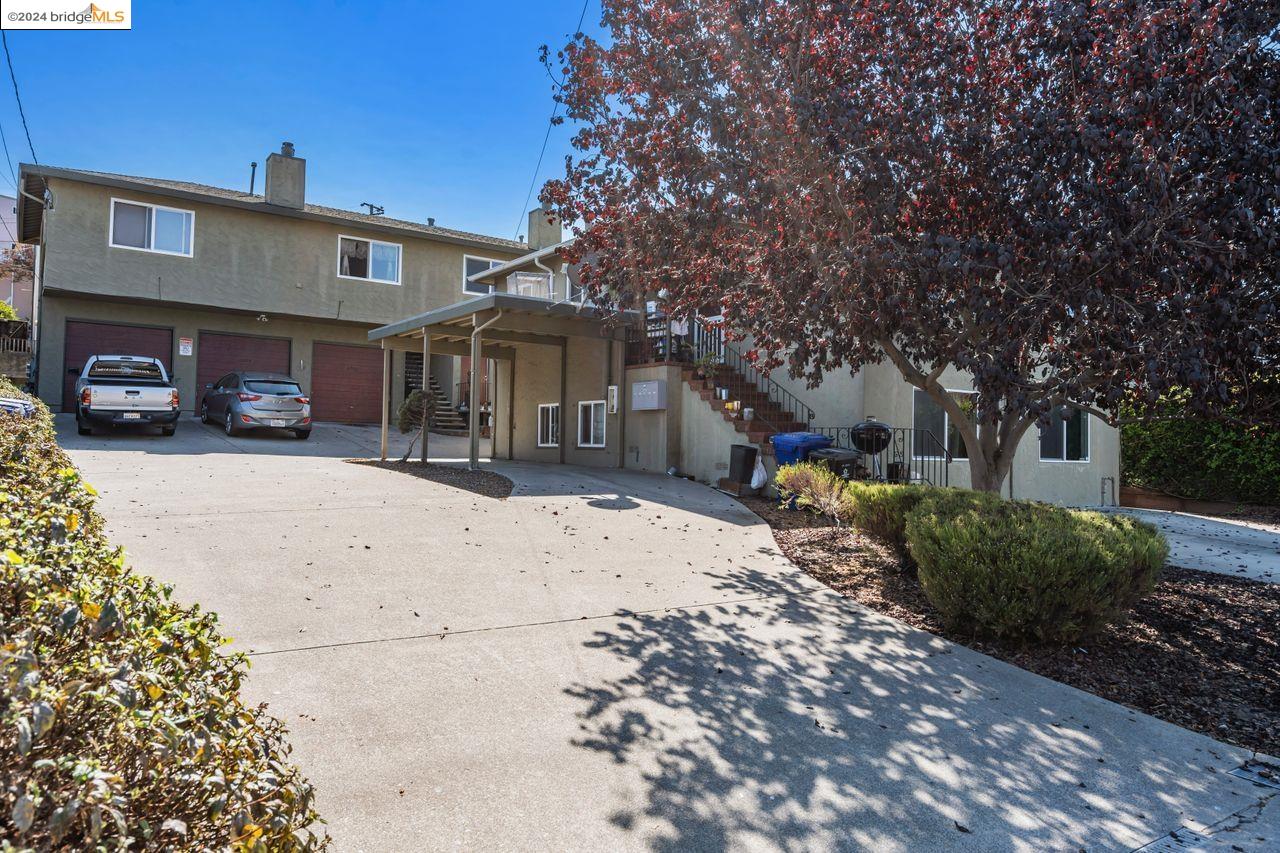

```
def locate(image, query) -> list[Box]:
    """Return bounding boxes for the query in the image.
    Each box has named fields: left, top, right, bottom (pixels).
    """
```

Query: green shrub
left=0, top=301, right=17, bottom=321
left=839, top=481, right=942, bottom=548
left=775, top=462, right=847, bottom=523
left=1122, top=414, right=1280, bottom=505
left=0, top=379, right=326, bottom=850
left=906, top=491, right=1167, bottom=644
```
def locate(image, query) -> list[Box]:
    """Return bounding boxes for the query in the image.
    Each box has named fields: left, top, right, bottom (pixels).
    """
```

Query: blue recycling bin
left=770, top=432, right=833, bottom=465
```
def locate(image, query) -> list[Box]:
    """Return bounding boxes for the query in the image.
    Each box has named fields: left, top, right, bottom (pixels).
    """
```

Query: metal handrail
left=624, top=312, right=817, bottom=432
left=686, top=319, right=816, bottom=430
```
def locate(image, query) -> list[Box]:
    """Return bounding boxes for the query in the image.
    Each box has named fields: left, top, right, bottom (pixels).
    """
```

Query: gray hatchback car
left=200, top=371, right=312, bottom=439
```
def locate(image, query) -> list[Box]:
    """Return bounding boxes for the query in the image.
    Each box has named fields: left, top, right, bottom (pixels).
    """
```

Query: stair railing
left=689, top=319, right=815, bottom=431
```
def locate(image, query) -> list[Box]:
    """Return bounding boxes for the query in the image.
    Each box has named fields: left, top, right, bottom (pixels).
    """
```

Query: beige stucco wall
left=38, top=294, right=401, bottom=415
left=860, top=360, right=1120, bottom=506
left=621, top=364, right=683, bottom=474
left=676, top=379, right=758, bottom=485
left=37, top=179, right=523, bottom=327
left=501, top=334, right=624, bottom=470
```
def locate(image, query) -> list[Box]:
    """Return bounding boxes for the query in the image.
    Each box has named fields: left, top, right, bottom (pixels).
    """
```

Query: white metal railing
left=507, top=271, right=554, bottom=300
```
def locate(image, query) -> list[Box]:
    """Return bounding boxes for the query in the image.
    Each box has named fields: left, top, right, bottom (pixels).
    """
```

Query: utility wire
left=512, top=0, right=591, bottom=240
left=0, top=121, right=18, bottom=192
left=2, top=31, right=38, bottom=165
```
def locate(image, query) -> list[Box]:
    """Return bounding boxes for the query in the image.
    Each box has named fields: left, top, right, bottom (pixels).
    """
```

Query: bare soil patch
left=348, top=460, right=514, bottom=499
left=742, top=496, right=1280, bottom=757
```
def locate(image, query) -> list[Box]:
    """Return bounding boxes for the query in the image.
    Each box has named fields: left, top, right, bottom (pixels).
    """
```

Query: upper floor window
left=464, top=255, right=502, bottom=295
left=1040, top=406, right=1089, bottom=462
left=338, top=236, right=401, bottom=285
left=912, top=388, right=972, bottom=459
left=110, top=199, right=193, bottom=257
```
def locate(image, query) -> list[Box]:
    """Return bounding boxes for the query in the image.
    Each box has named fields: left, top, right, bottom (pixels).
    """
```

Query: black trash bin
left=808, top=447, right=862, bottom=479
left=729, top=444, right=758, bottom=484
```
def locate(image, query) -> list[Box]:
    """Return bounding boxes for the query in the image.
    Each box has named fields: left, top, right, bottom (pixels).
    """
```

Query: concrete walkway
left=58, top=415, right=1277, bottom=852
left=1109, top=508, right=1280, bottom=584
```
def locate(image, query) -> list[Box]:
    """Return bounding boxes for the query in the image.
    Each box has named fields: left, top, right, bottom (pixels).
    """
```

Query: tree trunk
left=399, top=424, right=425, bottom=464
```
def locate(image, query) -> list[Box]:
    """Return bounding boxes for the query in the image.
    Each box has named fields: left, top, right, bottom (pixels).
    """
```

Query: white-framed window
left=577, top=400, right=606, bottom=448
left=537, top=403, right=560, bottom=447
left=1040, top=406, right=1090, bottom=462
left=109, top=198, right=194, bottom=257
left=337, top=235, right=401, bottom=285
left=912, top=388, right=973, bottom=459
left=464, top=255, right=503, bottom=295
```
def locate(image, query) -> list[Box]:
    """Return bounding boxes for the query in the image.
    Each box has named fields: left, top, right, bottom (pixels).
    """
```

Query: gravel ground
left=742, top=496, right=1280, bottom=757
left=347, top=460, right=514, bottom=499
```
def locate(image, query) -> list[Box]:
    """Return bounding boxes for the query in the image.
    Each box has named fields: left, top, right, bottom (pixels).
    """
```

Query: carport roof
left=367, top=292, right=639, bottom=342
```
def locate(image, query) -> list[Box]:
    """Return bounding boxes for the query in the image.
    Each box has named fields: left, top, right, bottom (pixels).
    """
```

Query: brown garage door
left=196, top=332, right=291, bottom=413
left=311, top=342, right=383, bottom=424
left=62, top=320, right=173, bottom=412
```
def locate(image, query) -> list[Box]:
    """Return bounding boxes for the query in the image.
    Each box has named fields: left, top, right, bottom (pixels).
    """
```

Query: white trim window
left=911, top=388, right=973, bottom=459
left=577, top=400, right=606, bottom=448
left=464, top=255, right=503, bottom=295
left=109, top=198, right=194, bottom=257
left=338, top=235, right=401, bottom=285
left=537, top=403, right=560, bottom=447
left=1039, top=406, right=1090, bottom=462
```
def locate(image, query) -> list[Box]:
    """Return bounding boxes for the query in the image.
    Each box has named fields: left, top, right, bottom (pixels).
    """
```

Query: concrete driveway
left=1110, top=508, right=1280, bottom=584
left=59, top=415, right=1277, bottom=852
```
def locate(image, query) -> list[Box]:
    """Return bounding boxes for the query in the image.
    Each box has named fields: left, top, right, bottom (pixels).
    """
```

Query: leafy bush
left=0, top=380, right=325, bottom=850
left=906, top=491, right=1167, bottom=643
left=1121, top=405, right=1280, bottom=505
left=839, top=481, right=937, bottom=548
left=774, top=462, right=847, bottom=523
left=0, top=301, right=17, bottom=321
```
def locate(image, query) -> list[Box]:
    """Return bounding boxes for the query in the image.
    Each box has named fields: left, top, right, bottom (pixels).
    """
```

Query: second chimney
left=527, top=207, right=562, bottom=250
left=264, top=141, right=305, bottom=209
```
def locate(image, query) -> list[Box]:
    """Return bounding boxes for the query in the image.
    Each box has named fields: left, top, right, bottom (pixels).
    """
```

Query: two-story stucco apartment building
left=17, top=144, right=1118, bottom=506
left=16, top=144, right=533, bottom=423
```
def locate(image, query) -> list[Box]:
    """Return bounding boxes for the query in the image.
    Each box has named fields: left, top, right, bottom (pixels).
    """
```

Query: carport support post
left=379, top=343, right=390, bottom=461
left=468, top=322, right=483, bottom=470
left=420, top=329, right=430, bottom=464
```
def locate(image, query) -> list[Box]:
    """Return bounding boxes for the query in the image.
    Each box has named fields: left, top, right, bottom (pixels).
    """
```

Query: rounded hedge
left=0, top=381, right=326, bottom=849
left=905, top=490, right=1167, bottom=644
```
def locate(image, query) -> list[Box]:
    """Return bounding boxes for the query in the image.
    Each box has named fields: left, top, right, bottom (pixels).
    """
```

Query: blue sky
left=0, top=0, right=598, bottom=241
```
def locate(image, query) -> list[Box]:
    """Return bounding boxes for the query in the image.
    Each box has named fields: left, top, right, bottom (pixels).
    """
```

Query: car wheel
left=224, top=409, right=238, bottom=437
left=161, top=424, right=176, bottom=437
left=293, top=429, right=311, bottom=440
left=77, top=417, right=92, bottom=436
left=200, top=402, right=209, bottom=424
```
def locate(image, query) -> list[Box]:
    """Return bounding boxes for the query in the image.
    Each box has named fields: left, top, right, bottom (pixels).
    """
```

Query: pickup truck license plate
left=122, top=412, right=141, bottom=420
left=270, top=419, right=288, bottom=427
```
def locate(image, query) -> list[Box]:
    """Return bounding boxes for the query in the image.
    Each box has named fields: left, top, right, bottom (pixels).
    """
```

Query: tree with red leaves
left=542, top=0, right=1279, bottom=492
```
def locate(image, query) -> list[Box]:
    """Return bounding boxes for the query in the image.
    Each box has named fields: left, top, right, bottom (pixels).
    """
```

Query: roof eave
left=467, top=239, right=576, bottom=283
left=368, top=291, right=638, bottom=341
left=18, top=163, right=527, bottom=254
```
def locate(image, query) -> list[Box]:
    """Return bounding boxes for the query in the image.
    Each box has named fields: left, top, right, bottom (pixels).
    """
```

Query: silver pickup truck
left=74, top=355, right=180, bottom=436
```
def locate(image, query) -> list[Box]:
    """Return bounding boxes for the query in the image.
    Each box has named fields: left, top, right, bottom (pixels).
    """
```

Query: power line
left=2, top=31, right=38, bottom=165
left=0, top=116, right=19, bottom=191
left=512, top=0, right=591, bottom=240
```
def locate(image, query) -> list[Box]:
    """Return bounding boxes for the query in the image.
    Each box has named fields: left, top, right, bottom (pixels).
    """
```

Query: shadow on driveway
left=566, top=565, right=1272, bottom=851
